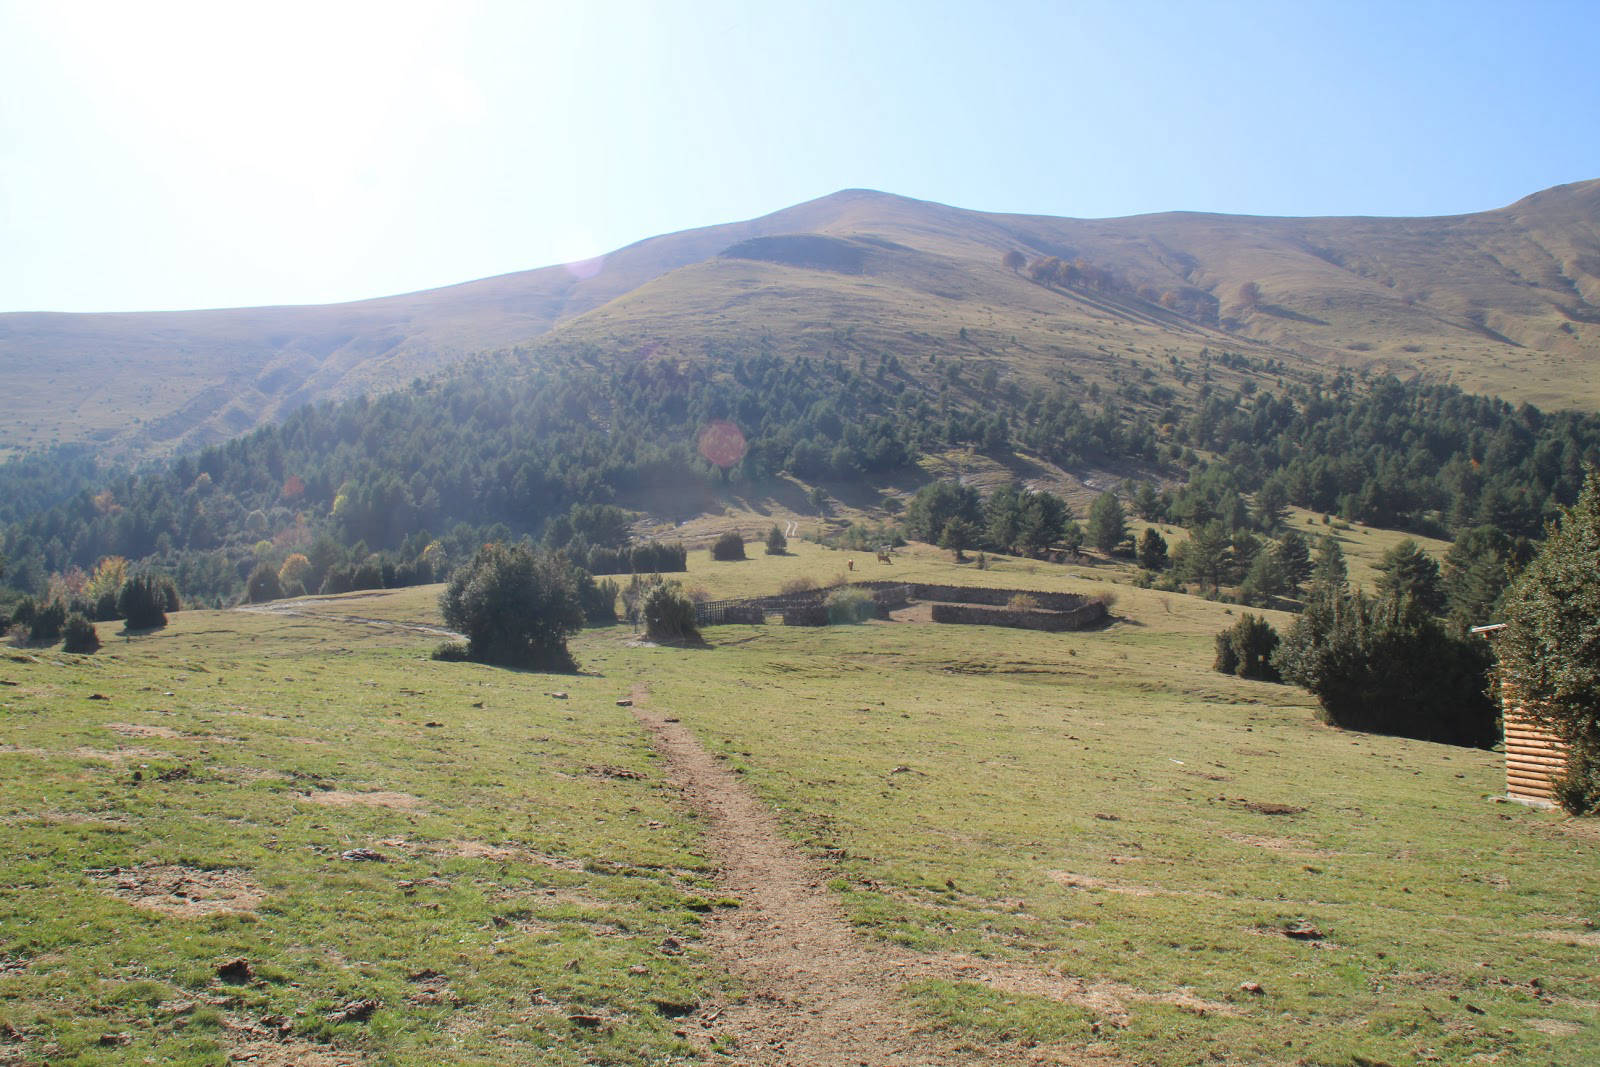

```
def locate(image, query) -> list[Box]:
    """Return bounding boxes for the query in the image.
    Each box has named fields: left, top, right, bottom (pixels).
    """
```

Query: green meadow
left=2, top=543, right=1596, bottom=1065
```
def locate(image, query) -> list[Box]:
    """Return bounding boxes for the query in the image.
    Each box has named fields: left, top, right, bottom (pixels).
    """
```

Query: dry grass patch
left=299, top=789, right=424, bottom=811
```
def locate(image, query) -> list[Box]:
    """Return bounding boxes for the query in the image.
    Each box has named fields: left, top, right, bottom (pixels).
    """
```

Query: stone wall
left=930, top=601, right=1106, bottom=632
left=907, top=583, right=1089, bottom=612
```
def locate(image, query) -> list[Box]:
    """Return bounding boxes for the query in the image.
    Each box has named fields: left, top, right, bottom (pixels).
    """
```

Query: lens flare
left=697, top=420, right=747, bottom=469
left=563, top=255, right=604, bottom=280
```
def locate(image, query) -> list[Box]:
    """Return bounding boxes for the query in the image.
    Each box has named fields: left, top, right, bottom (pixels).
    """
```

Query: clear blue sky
left=2, top=0, right=1597, bottom=313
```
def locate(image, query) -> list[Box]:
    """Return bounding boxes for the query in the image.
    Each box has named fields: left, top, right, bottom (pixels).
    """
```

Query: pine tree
left=1137, top=528, right=1169, bottom=571
left=1375, top=540, right=1445, bottom=616
left=1087, top=492, right=1127, bottom=554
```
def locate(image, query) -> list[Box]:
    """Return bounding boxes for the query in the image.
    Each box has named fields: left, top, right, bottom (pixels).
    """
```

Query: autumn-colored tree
left=278, top=553, right=312, bottom=593
left=1002, top=249, right=1026, bottom=272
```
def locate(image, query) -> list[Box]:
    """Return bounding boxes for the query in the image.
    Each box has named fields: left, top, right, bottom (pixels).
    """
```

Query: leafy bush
left=61, top=613, right=99, bottom=654
left=1213, top=614, right=1280, bottom=681
left=574, top=571, right=619, bottom=625
left=765, top=525, right=788, bottom=555
left=28, top=599, right=66, bottom=645
left=642, top=580, right=699, bottom=642
left=439, top=543, right=584, bottom=670
left=780, top=576, right=818, bottom=596
left=430, top=641, right=470, bottom=662
left=246, top=562, right=283, bottom=603
left=584, top=541, right=688, bottom=575
left=1006, top=593, right=1040, bottom=612
left=118, top=575, right=176, bottom=629
left=711, top=532, right=746, bottom=561
left=1277, top=591, right=1495, bottom=746
left=824, top=587, right=877, bottom=624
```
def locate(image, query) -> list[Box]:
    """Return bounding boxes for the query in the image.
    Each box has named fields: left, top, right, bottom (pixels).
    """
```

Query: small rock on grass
left=341, top=848, right=386, bottom=862
left=616, top=698, right=633, bottom=707
left=325, top=999, right=379, bottom=1024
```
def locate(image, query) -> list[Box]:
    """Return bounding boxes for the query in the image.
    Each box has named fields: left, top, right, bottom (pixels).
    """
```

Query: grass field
left=2, top=549, right=1596, bottom=1065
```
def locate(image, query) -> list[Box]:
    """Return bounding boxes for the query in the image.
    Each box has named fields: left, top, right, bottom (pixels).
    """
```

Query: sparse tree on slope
left=1087, top=492, right=1127, bottom=554
left=1137, top=528, right=1169, bottom=572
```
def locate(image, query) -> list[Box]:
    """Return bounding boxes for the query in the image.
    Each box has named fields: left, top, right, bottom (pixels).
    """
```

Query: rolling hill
left=3, top=178, right=1598, bottom=460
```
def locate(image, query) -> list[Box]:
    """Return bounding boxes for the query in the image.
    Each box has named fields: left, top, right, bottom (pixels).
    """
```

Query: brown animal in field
left=877, top=548, right=893, bottom=564
left=847, top=559, right=855, bottom=571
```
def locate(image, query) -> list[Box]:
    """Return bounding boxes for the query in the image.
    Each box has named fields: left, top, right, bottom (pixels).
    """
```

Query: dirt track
left=631, top=689, right=1109, bottom=1066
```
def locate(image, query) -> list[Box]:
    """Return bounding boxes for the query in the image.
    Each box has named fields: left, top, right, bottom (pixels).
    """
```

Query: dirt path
left=235, top=599, right=462, bottom=640
left=631, top=689, right=1090, bottom=1067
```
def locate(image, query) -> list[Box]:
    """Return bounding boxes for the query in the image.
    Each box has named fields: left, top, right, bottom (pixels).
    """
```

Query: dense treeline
left=0, top=348, right=985, bottom=603
left=4, top=337, right=1600, bottom=609
left=0, top=444, right=109, bottom=525
left=1179, top=376, right=1600, bottom=536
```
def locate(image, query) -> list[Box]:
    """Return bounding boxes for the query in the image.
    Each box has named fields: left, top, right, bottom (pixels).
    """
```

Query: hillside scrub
left=711, top=531, right=747, bottom=561
left=641, top=579, right=699, bottom=642
left=1276, top=590, right=1495, bottom=747
left=60, top=612, right=99, bottom=653
left=1213, top=614, right=1280, bottom=681
left=824, top=587, right=877, bottom=624
left=117, top=575, right=177, bottom=630
left=439, top=542, right=584, bottom=671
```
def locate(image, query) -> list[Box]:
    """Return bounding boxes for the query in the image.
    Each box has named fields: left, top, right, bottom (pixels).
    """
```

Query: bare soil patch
left=1528, top=1018, right=1584, bottom=1037
left=223, top=1015, right=367, bottom=1066
left=631, top=688, right=1114, bottom=1066
left=72, top=745, right=174, bottom=762
left=444, top=838, right=588, bottom=870
left=301, top=790, right=424, bottom=811
left=888, top=603, right=935, bottom=623
left=1530, top=929, right=1600, bottom=947
left=934, top=956, right=1238, bottom=1029
left=1223, top=832, right=1336, bottom=857
left=104, top=723, right=184, bottom=740
left=1048, top=871, right=1162, bottom=897
left=93, top=864, right=264, bottom=917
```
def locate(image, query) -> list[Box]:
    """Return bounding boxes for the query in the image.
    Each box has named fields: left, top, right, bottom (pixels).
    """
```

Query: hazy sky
left=3, top=0, right=1597, bottom=314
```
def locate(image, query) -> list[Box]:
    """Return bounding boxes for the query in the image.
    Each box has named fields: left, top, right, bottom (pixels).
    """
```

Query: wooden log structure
left=1501, top=705, right=1569, bottom=804
left=1470, top=625, right=1571, bottom=807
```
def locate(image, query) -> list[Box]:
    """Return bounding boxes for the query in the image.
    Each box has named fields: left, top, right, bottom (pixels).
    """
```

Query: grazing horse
left=877, top=547, right=893, bottom=564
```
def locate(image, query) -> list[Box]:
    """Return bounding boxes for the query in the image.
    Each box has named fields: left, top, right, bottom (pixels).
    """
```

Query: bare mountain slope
left=4, top=180, right=1598, bottom=460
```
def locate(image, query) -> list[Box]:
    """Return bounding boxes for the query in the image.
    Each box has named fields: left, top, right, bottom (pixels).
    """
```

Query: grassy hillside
left=3, top=555, right=1594, bottom=1064
left=4, top=180, right=1598, bottom=461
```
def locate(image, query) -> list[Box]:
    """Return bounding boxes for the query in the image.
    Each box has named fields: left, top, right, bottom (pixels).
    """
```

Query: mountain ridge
left=4, top=179, right=1598, bottom=460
